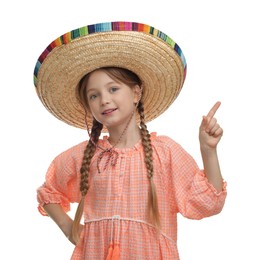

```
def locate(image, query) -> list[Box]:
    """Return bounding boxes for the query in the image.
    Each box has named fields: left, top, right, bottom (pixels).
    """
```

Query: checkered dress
left=37, top=133, right=227, bottom=259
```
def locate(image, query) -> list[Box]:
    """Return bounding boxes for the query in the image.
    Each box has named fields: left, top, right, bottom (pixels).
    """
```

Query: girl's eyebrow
left=86, top=88, right=97, bottom=93
left=86, top=81, right=120, bottom=93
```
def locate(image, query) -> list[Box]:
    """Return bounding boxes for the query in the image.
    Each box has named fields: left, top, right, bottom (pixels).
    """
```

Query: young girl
left=35, top=21, right=227, bottom=259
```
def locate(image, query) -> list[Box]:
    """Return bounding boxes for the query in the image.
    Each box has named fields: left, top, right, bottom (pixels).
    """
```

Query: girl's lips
left=102, top=108, right=118, bottom=115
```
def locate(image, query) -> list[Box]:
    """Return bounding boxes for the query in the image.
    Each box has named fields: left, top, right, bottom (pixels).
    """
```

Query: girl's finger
left=213, top=127, right=223, bottom=137
left=205, top=118, right=217, bottom=133
left=200, top=116, right=208, bottom=130
left=208, top=123, right=220, bottom=136
left=207, top=101, right=221, bottom=119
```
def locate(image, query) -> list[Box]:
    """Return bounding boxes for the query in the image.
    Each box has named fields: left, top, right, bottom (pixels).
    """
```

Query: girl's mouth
left=102, top=108, right=118, bottom=115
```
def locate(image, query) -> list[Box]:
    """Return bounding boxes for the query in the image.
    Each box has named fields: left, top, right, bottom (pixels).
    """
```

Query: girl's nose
left=100, top=94, right=110, bottom=106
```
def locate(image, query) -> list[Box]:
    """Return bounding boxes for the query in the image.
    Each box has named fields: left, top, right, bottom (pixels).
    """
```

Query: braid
left=138, top=100, right=160, bottom=228
left=79, top=119, right=103, bottom=196
left=72, top=119, right=103, bottom=243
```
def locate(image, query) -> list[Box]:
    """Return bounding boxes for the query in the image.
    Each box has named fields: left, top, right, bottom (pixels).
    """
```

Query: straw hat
left=33, top=21, right=187, bottom=130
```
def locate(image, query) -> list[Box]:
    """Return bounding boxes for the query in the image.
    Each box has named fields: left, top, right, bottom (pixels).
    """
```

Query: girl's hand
left=199, top=102, right=223, bottom=150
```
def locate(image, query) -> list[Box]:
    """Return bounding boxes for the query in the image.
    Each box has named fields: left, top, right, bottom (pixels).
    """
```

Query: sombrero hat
left=33, top=21, right=187, bottom=130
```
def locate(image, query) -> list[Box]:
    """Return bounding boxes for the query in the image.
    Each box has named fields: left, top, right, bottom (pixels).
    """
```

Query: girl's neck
left=107, top=122, right=141, bottom=149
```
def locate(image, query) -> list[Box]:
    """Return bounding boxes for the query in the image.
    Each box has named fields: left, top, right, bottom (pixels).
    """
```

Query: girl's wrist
left=200, top=145, right=217, bottom=156
left=58, top=217, right=73, bottom=238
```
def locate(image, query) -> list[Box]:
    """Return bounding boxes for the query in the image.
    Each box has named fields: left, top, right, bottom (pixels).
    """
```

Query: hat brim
left=34, top=22, right=187, bottom=130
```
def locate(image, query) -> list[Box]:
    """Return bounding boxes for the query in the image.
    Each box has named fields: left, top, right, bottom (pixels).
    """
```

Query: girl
left=35, top=22, right=227, bottom=259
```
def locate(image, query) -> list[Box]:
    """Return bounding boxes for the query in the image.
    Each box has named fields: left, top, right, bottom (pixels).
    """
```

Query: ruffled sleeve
left=182, top=170, right=227, bottom=219
left=37, top=143, right=84, bottom=216
left=155, top=135, right=227, bottom=220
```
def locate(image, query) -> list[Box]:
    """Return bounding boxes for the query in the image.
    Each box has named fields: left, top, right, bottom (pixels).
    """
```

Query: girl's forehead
left=87, top=70, right=125, bottom=89
left=87, top=71, right=113, bottom=85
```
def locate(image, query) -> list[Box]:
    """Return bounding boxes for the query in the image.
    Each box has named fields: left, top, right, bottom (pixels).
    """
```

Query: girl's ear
left=133, top=85, right=142, bottom=104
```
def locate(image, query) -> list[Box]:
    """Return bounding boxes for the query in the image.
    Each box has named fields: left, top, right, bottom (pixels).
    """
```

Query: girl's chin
left=94, top=112, right=136, bottom=130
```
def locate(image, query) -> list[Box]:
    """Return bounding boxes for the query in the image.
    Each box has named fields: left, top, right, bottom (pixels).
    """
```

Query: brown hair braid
left=138, top=100, right=160, bottom=228
left=71, top=118, right=103, bottom=243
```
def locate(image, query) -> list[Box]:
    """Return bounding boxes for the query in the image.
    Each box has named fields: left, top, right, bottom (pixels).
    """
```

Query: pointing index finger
left=207, top=101, right=221, bottom=118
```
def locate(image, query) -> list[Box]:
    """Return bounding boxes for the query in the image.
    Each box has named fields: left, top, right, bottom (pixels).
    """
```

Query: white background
left=1, top=0, right=258, bottom=259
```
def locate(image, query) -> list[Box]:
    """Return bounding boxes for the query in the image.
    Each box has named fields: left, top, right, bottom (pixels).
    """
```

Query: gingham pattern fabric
left=37, top=133, right=227, bottom=259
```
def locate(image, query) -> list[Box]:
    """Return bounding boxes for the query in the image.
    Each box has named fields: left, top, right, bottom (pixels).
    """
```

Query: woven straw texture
left=34, top=22, right=187, bottom=129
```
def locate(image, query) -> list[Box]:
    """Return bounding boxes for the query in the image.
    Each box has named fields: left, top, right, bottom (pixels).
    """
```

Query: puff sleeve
left=37, top=142, right=84, bottom=216
left=155, top=135, right=227, bottom=220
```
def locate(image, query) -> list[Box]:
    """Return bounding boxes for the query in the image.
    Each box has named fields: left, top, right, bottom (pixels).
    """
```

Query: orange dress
left=37, top=133, right=227, bottom=259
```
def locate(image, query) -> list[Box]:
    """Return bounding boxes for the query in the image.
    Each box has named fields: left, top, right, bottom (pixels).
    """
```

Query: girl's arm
left=199, top=102, right=224, bottom=193
left=43, top=203, right=76, bottom=245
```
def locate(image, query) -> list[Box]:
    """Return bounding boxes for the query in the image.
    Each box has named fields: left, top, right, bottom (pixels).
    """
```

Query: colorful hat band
left=34, top=22, right=186, bottom=87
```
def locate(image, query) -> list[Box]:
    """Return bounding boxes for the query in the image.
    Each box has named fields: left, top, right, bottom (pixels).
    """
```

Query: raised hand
left=199, top=101, right=223, bottom=150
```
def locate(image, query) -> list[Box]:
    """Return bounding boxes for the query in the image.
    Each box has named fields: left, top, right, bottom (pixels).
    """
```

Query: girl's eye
left=89, top=94, right=97, bottom=100
left=110, top=87, right=118, bottom=93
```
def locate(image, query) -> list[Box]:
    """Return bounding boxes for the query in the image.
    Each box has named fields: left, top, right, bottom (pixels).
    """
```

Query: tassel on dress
left=107, top=215, right=121, bottom=259
left=106, top=243, right=120, bottom=260
left=106, top=243, right=114, bottom=260
left=112, top=243, right=120, bottom=259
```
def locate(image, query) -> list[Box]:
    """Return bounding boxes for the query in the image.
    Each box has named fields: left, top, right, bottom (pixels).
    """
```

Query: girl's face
left=85, top=70, right=140, bottom=130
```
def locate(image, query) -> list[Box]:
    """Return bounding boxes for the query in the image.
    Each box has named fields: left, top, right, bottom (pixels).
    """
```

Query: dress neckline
left=99, top=132, right=157, bottom=154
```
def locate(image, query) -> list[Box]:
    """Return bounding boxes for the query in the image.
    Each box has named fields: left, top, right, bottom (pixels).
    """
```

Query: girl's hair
left=72, top=67, right=160, bottom=243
